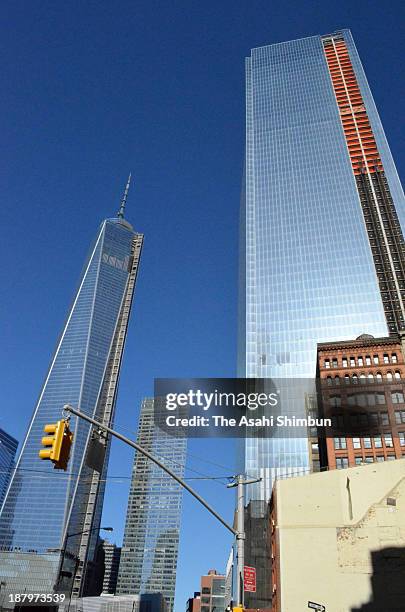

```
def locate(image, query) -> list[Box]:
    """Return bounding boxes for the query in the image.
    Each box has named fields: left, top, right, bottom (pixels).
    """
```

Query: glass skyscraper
left=0, top=428, right=18, bottom=510
left=239, top=29, right=405, bottom=501
left=116, top=398, right=186, bottom=612
left=0, top=178, right=143, bottom=603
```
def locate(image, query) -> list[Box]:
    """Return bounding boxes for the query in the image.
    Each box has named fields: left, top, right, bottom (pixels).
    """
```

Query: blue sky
left=1, top=0, right=404, bottom=609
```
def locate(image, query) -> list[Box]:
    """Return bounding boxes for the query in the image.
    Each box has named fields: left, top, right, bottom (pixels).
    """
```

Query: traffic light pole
left=227, top=474, right=262, bottom=608
left=62, top=404, right=260, bottom=609
left=236, top=476, right=245, bottom=607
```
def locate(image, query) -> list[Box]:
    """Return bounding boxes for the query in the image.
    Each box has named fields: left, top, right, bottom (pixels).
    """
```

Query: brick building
left=317, top=334, right=405, bottom=468
left=186, top=570, right=225, bottom=612
left=186, top=592, right=201, bottom=612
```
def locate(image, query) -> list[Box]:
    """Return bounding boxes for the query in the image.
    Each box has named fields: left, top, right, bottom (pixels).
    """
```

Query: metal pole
left=236, top=475, right=245, bottom=607
left=63, top=404, right=236, bottom=536
left=227, top=475, right=261, bottom=608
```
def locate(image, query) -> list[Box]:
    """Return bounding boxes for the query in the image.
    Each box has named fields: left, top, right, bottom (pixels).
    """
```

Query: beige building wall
left=274, top=459, right=405, bottom=611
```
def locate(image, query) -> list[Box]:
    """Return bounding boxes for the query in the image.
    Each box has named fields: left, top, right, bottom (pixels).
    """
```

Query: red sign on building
left=244, top=566, right=256, bottom=592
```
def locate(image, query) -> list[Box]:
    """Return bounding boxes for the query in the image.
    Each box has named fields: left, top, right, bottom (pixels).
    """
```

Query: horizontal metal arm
left=63, top=404, right=237, bottom=536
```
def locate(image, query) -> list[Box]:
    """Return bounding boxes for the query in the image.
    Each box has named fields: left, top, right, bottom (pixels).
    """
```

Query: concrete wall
left=274, top=459, right=405, bottom=611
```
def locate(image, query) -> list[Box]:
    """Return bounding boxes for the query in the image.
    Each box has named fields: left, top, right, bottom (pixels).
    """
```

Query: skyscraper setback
left=239, top=29, right=405, bottom=501
left=116, top=398, right=186, bottom=612
left=0, top=178, right=143, bottom=602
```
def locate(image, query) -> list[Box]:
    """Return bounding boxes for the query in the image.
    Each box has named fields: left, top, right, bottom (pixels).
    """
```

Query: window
left=334, top=437, right=347, bottom=450
left=332, top=358, right=338, bottom=368
left=350, top=356, right=355, bottom=367
left=365, top=355, right=371, bottom=366
left=353, top=437, right=361, bottom=449
left=368, top=373, right=374, bottom=382
left=384, top=434, right=393, bottom=447
left=376, top=393, right=385, bottom=405
left=370, top=413, right=379, bottom=426
left=342, top=357, right=348, bottom=368
left=395, top=410, right=405, bottom=424
left=332, top=415, right=344, bottom=428
left=383, top=354, right=389, bottom=364
left=380, top=412, right=389, bottom=426
left=395, top=371, right=401, bottom=379
left=376, top=372, right=383, bottom=383
left=324, top=359, right=330, bottom=369
left=387, top=372, right=393, bottom=381
left=344, top=375, right=350, bottom=385
left=357, top=394, right=366, bottom=407
left=399, top=433, right=405, bottom=447
left=202, top=588, right=211, bottom=595
left=350, top=414, right=359, bottom=426
left=363, top=437, right=372, bottom=449
left=326, top=376, right=332, bottom=386
left=311, top=442, right=319, bottom=452
left=374, top=436, right=382, bottom=448
left=201, top=598, right=210, bottom=604
left=359, top=413, right=368, bottom=426
left=373, top=355, right=379, bottom=365
left=352, top=374, right=358, bottom=384
left=392, top=353, right=398, bottom=364
left=364, top=457, right=374, bottom=463
left=330, top=395, right=341, bottom=407
left=355, top=457, right=363, bottom=465
left=336, top=457, right=349, bottom=469
left=212, top=579, right=225, bottom=595
left=376, top=455, right=385, bottom=462
left=358, top=356, right=364, bottom=366
left=360, top=374, right=366, bottom=384
left=387, top=455, right=396, bottom=461
left=367, top=393, right=376, bottom=406
left=335, top=375, right=340, bottom=385
left=392, top=391, right=404, bottom=404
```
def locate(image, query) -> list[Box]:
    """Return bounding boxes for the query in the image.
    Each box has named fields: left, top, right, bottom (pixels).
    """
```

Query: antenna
left=117, top=173, right=131, bottom=219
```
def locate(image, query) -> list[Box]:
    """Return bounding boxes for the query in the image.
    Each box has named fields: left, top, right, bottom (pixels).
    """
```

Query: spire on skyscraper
left=117, top=173, right=132, bottom=219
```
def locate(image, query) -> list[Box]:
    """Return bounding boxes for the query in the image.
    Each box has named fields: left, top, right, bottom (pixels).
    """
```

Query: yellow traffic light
left=39, top=419, right=73, bottom=470
left=39, top=421, right=65, bottom=461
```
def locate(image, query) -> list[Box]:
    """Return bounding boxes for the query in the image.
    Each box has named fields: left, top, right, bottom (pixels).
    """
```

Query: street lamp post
left=58, top=526, right=113, bottom=611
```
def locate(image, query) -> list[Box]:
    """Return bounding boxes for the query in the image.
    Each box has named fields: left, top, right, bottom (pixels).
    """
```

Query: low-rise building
left=270, top=459, right=405, bottom=611
left=200, top=570, right=225, bottom=612
left=186, top=591, right=201, bottom=612
left=187, top=570, right=225, bottom=612
left=63, top=593, right=167, bottom=612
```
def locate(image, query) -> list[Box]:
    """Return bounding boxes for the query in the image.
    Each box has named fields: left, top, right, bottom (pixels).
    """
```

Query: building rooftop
left=317, top=334, right=401, bottom=351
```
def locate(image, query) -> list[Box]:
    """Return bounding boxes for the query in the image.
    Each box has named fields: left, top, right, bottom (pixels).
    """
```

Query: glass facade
left=101, top=541, right=121, bottom=595
left=116, top=399, right=186, bottom=612
left=240, top=30, right=405, bottom=501
left=0, top=213, right=143, bottom=601
left=0, top=429, right=18, bottom=510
